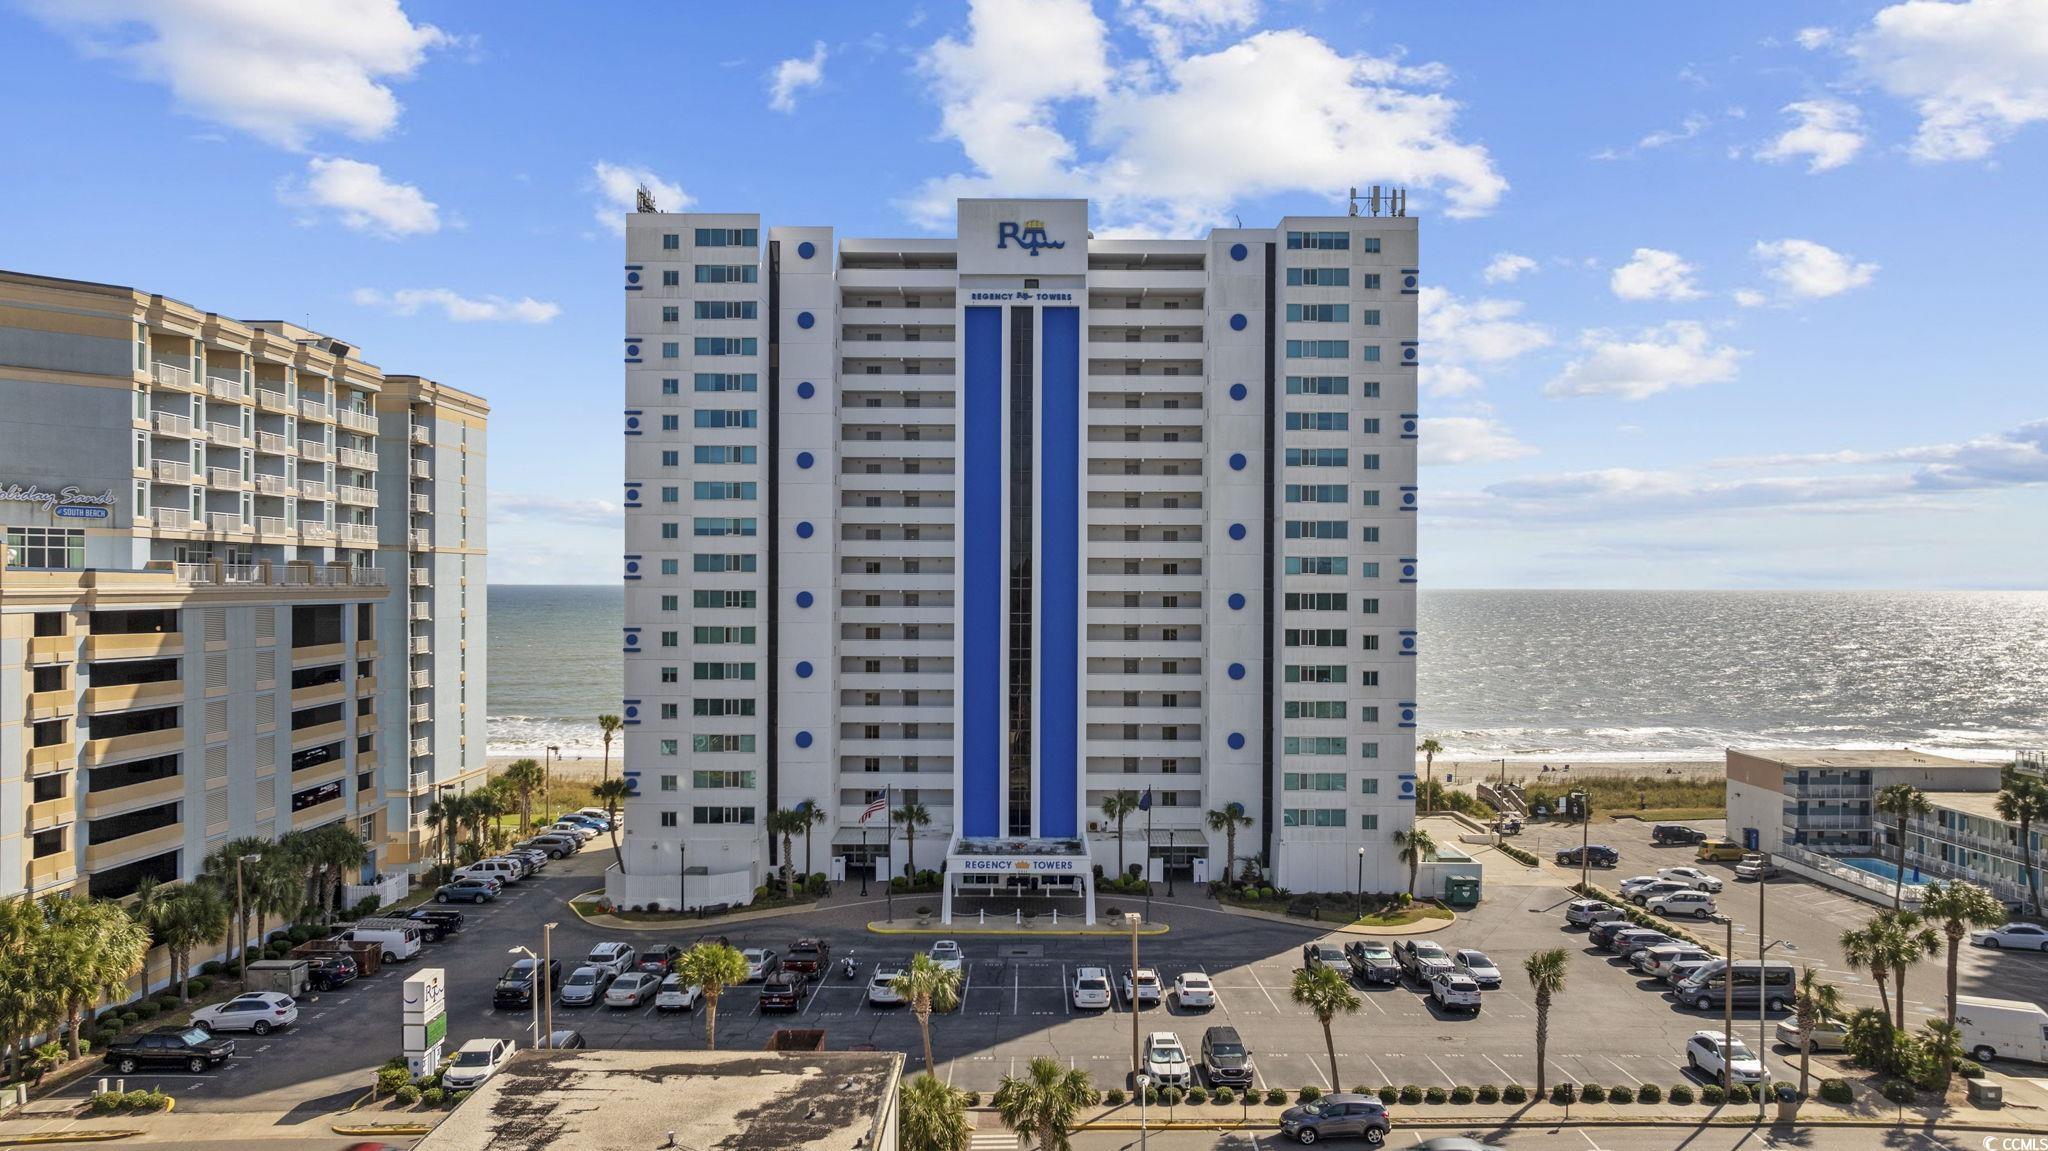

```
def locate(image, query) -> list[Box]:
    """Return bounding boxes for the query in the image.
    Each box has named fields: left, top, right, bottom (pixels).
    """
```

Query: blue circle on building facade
left=626, top=271, right=640, bottom=284
left=795, top=661, right=813, bottom=679
left=625, top=560, right=639, bottom=574
left=796, top=451, right=814, bottom=469
left=1228, top=662, right=1246, bottom=680
left=1228, top=593, right=1246, bottom=610
left=1229, top=452, right=1247, bottom=471
left=1228, top=523, right=1246, bottom=541
left=1230, top=243, right=1248, bottom=261
left=795, top=521, right=813, bottom=539
left=797, top=381, right=815, bottom=399
left=797, top=241, right=816, bottom=259
left=1230, top=314, right=1247, bottom=331
left=795, top=731, right=813, bottom=748
left=795, top=591, right=813, bottom=608
left=624, top=416, right=639, bottom=430
left=797, top=312, right=815, bottom=329
left=1228, top=732, right=1246, bottom=750
left=1229, top=383, right=1247, bottom=401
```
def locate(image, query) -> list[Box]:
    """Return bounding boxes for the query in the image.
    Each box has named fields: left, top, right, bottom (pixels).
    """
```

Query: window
left=662, top=306, right=680, bottom=323
left=1361, top=273, right=1381, bottom=290
left=1361, top=237, right=1382, bottom=253
left=1361, top=526, right=1381, bottom=543
left=1286, top=412, right=1348, bottom=432
left=1283, top=808, right=1348, bottom=827
left=1284, top=700, right=1347, bottom=719
left=694, top=337, right=759, bottom=356
left=1286, top=267, right=1349, bottom=287
left=660, top=775, right=679, bottom=792
left=692, top=734, right=757, bottom=753
left=694, top=301, right=759, bottom=320
left=1361, top=777, right=1379, bottom=794
left=1283, top=736, right=1348, bottom=756
left=1283, top=772, right=1348, bottom=790
left=1285, top=339, right=1348, bottom=359
left=692, top=517, right=757, bottom=537
left=1361, top=381, right=1381, bottom=398
left=659, top=559, right=679, bottom=576
left=1285, top=448, right=1348, bottom=467
left=661, top=270, right=680, bottom=286
left=661, top=378, right=680, bottom=395
left=694, top=227, right=759, bottom=247
left=661, top=450, right=680, bottom=466
left=1360, top=670, right=1381, bottom=686
left=660, top=703, right=678, bottom=719
left=692, top=806, right=757, bottom=825
left=692, top=769, right=758, bottom=788
left=661, top=342, right=679, bottom=359
left=694, top=409, right=758, bottom=429
left=1286, top=376, right=1348, bottom=395
left=1362, top=346, right=1381, bottom=362
left=659, top=811, right=679, bottom=827
left=1284, top=664, right=1346, bottom=684
left=1361, top=742, right=1381, bottom=759
left=693, top=264, right=759, bottom=283
left=691, top=662, right=757, bottom=681
left=1360, top=813, right=1379, bottom=831
left=659, top=630, right=678, bottom=647
left=660, top=486, right=679, bottom=503
left=692, top=554, right=757, bottom=573
left=659, top=414, right=680, bottom=431
left=694, top=445, right=758, bottom=465
left=660, top=666, right=679, bottom=683
left=1361, top=418, right=1381, bottom=435
left=693, top=589, right=757, bottom=609
left=1286, top=231, right=1350, bottom=250
left=1286, top=520, right=1347, bottom=539
left=1284, top=592, right=1348, bottom=611
left=694, top=373, right=759, bottom=392
left=4, top=528, right=84, bottom=570
left=661, top=233, right=679, bottom=250
left=660, top=523, right=679, bottom=540
left=658, top=739, right=678, bottom=756
left=1361, top=309, right=1381, bottom=326
left=691, top=625, right=757, bottom=643
left=1361, top=453, right=1381, bottom=470
left=1286, top=484, right=1347, bottom=503
left=1285, top=556, right=1348, bottom=576
left=1286, top=303, right=1350, bottom=323
left=693, top=698, right=758, bottom=716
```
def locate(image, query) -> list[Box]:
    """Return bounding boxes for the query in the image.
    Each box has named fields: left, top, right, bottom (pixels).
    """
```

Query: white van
left=334, top=922, right=423, bottom=963
left=1955, top=995, right=2048, bottom=1065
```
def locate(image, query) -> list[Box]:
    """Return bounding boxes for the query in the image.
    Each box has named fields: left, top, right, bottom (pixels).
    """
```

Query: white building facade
left=616, top=198, right=1420, bottom=909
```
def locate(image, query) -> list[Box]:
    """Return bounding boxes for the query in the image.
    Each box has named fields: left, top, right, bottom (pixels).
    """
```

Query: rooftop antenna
left=1368, top=185, right=1382, bottom=217
left=1348, top=186, right=1359, bottom=217
left=635, top=184, right=658, bottom=213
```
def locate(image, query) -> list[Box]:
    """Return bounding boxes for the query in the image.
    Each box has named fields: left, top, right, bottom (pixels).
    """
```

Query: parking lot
left=85, top=814, right=2048, bottom=1116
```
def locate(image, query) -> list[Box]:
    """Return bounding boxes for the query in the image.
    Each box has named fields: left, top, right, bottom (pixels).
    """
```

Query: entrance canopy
left=942, top=836, right=1097, bottom=925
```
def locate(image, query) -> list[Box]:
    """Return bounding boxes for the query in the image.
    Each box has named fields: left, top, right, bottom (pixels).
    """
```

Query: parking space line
left=1360, top=1051, right=1393, bottom=1089
left=1601, top=1055, right=1645, bottom=1086
left=1422, top=1054, right=1456, bottom=1088
left=1482, top=1055, right=1517, bottom=1084
left=1061, top=964, right=1069, bottom=1015
left=1243, top=965, right=1282, bottom=1013
left=1013, top=966, right=1021, bottom=1016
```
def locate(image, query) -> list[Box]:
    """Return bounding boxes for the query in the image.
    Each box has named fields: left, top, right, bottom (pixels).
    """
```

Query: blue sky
left=2, top=0, right=2043, bottom=588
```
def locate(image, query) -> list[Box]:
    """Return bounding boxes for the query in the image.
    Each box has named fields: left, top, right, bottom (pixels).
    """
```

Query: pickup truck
left=1394, top=939, right=1455, bottom=984
left=1735, top=854, right=1779, bottom=880
left=1343, top=940, right=1403, bottom=985
left=782, top=938, right=831, bottom=975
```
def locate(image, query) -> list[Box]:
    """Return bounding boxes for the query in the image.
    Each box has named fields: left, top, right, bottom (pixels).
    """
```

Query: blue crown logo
left=997, top=219, right=1064, bottom=256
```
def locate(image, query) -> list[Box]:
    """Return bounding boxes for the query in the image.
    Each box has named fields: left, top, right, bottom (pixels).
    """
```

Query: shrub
left=1726, top=1084, right=1752, bottom=1105
left=1264, top=1088, right=1287, bottom=1107
left=393, top=1085, right=421, bottom=1105
left=805, top=873, right=828, bottom=896
left=1475, top=1084, right=1500, bottom=1105
left=1212, top=1086, right=1234, bottom=1105
left=421, top=1087, right=446, bottom=1108
left=1141, top=1086, right=1159, bottom=1106
left=192, top=975, right=214, bottom=993
left=120, top=1011, right=140, bottom=1026
left=1298, top=1085, right=1321, bottom=1103
left=961, top=1091, right=981, bottom=1107
left=1399, top=1085, right=1423, bottom=1105
left=87, top=1091, right=121, bottom=1114
left=1700, top=1085, right=1725, bottom=1106
left=1450, top=1086, right=1474, bottom=1105
left=377, top=1067, right=411, bottom=1096
left=1958, top=1060, right=1986, bottom=1080
left=1378, top=1086, right=1399, bottom=1104
left=1637, top=1083, right=1662, bottom=1104
left=1606, top=1085, right=1634, bottom=1104
left=201, top=961, right=223, bottom=976
left=1881, top=1079, right=1917, bottom=1105
left=1258, top=886, right=1277, bottom=900
left=1818, top=1079, right=1854, bottom=1105
left=1186, top=1086, right=1208, bottom=1104
left=1159, top=1087, right=1184, bottom=1107
left=1502, top=1084, right=1528, bottom=1104
left=449, top=1089, right=473, bottom=1107
left=1579, top=1083, right=1606, bottom=1104
left=133, top=1001, right=160, bottom=1020
left=1104, top=1088, right=1127, bottom=1106
left=1550, top=1083, right=1573, bottom=1105
left=1424, top=1086, right=1447, bottom=1105
left=1668, top=1084, right=1694, bottom=1105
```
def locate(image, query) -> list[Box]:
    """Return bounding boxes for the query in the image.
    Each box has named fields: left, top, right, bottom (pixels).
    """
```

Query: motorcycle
left=841, top=956, right=858, bottom=980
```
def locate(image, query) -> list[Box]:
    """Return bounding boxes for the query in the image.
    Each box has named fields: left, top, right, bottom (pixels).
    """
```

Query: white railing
left=337, top=409, right=377, bottom=434
left=410, top=737, right=432, bottom=757
left=256, top=430, right=293, bottom=455
left=276, top=564, right=385, bottom=587
left=408, top=602, right=430, bottom=621
left=299, top=441, right=331, bottom=462
left=207, top=511, right=244, bottom=532
left=337, top=446, right=377, bottom=470
left=301, top=523, right=333, bottom=542
left=409, top=671, right=430, bottom=688
left=207, top=422, right=244, bottom=447
left=253, top=474, right=286, bottom=496
left=207, top=376, right=244, bottom=402
left=150, top=362, right=195, bottom=390
left=409, top=637, right=431, bottom=655
left=298, top=398, right=330, bottom=421
left=410, top=704, right=433, bottom=723
left=337, top=522, right=376, bottom=543
left=410, top=494, right=431, bottom=513
left=153, top=412, right=195, bottom=437
left=409, top=569, right=431, bottom=587
left=337, top=485, right=377, bottom=506
left=257, top=388, right=290, bottom=412
left=298, top=479, right=330, bottom=500
left=409, top=529, right=431, bottom=549
left=255, top=515, right=288, bottom=536
left=152, top=459, right=193, bottom=484
left=207, top=467, right=244, bottom=489
left=1782, top=844, right=1931, bottom=904
left=152, top=507, right=192, bottom=531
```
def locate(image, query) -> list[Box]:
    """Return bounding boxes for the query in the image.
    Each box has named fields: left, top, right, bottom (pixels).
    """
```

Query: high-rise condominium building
left=616, top=199, right=1419, bottom=918
left=0, top=270, right=487, bottom=902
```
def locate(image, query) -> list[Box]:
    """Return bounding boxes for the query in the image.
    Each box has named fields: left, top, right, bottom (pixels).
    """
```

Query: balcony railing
left=410, top=703, right=433, bottom=723
left=257, top=388, right=290, bottom=413
left=337, top=446, right=377, bottom=470
left=255, top=430, right=293, bottom=455
left=410, top=494, right=432, bottom=513
left=410, top=529, right=431, bottom=549
left=206, top=376, right=245, bottom=402
left=337, top=485, right=377, bottom=507
left=153, top=412, right=196, bottom=437
left=299, top=440, right=331, bottom=462
left=409, top=568, right=431, bottom=587
left=410, top=425, right=431, bottom=444
left=410, top=737, right=432, bottom=757
left=408, top=460, right=430, bottom=479
left=253, top=474, right=287, bottom=496
left=298, top=398, right=330, bottom=421
left=207, top=422, right=244, bottom=447
left=409, top=601, right=431, bottom=621
left=337, top=409, right=377, bottom=434
left=409, top=637, right=431, bottom=655
left=298, top=479, right=330, bottom=500
left=207, top=511, right=245, bottom=532
left=255, top=515, right=288, bottom=536
left=207, top=466, right=245, bottom=489
left=151, top=507, right=192, bottom=531
left=409, top=670, right=430, bottom=688
left=152, top=459, right=193, bottom=484
left=336, top=522, right=376, bottom=544
left=301, top=522, right=333, bottom=542
left=150, top=361, right=196, bottom=391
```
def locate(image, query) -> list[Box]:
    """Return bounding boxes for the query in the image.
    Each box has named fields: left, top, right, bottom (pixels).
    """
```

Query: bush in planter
left=1637, top=1083, right=1662, bottom=1104
left=805, top=873, right=828, bottom=896
left=1668, top=1084, right=1694, bottom=1105
left=1475, top=1084, right=1500, bottom=1105
left=1265, top=1088, right=1288, bottom=1107
left=378, top=1067, right=411, bottom=1096
left=1450, top=1086, right=1475, bottom=1105
left=201, top=960, right=223, bottom=976
left=1399, top=1085, right=1423, bottom=1105
left=394, top=1084, right=421, bottom=1106
left=1725, top=1084, right=1751, bottom=1106
left=1424, top=1086, right=1447, bottom=1105
left=1159, top=1087, right=1184, bottom=1107
left=1140, top=1086, right=1158, bottom=1106
left=1579, top=1083, right=1606, bottom=1104
left=120, top=1010, right=141, bottom=1026
left=1186, top=1086, right=1208, bottom=1105
left=1502, top=1084, right=1528, bottom=1104
left=1700, top=1084, right=1725, bottom=1106
left=1258, top=886, right=1277, bottom=900
left=449, top=1089, right=473, bottom=1106
left=1881, top=1079, right=1917, bottom=1105
left=133, top=1001, right=160, bottom=1021
left=421, top=1087, right=446, bottom=1108
left=1958, top=1060, right=1986, bottom=1080
left=1549, top=1083, right=1573, bottom=1105
left=1103, top=1088, right=1127, bottom=1106
left=1606, top=1085, right=1634, bottom=1104
left=1818, top=1079, right=1855, bottom=1105
left=1298, top=1085, right=1321, bottom=1103
left=1212, top=1086, right=1234, bottom=1105
left=1375, top=1086, right=1397, bottom=1104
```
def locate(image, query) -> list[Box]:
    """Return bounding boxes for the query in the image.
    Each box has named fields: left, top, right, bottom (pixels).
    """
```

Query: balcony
left=152, top=459, right=193, bottom=484
left=410, top=424, right=431, bottom=444
left=409, top=568, right=431, bottom=587
left=337, top=522, right=376, bottom=544
left=207, top=422, right=244, bottom=447
left=299, top=440, right=332, bottom=462
left=28, top=635, right=75, bottom=665
left=28, top=742, right=77, bottom=773
left=291, top=680, right=347, bottom=709
left=84, top=632, right=183, bottom=661
left=255, top=430, right=294, bottom=455
left=207, top=511, right=244, bottom=533
left=149, top=507, right=192, bottom=531
left=27, top=687, right=73, bottom=722
left=298, top=479, right=330, bottom=501
left=81, top=726, right=185, bottom=767
left=28, top=854, right=77, bottom=891
left=410, top=529, right=431, bottom=549
left=409, top=636, right=432, bottom=656
left=252, top=474, right=287, bottom=497
left=277, top=565, right=384, bottom=588
left=409, top=671, right=430, bottom=689
left=410, top=737, right=432, bottom=757
left=336, top=484, right=377, bottom=507
left=206, top=376, right=245, bottom=403
left=408, top=601, right=431, bottom=621
left=337, top=446, right=377, bottom=470
left=410, top=703, right=433, bottom=723
left=153, top=412, right=197, bottom=438
left=409, top=493, right=432, bottom=514
left=85, top=823, right=184, bottom=871
left=256, top=515, right=290, bottom=537
left=27, top=795, right=73, bottom=834
left=207, top=466, right=246, bottom=490
left=257, top=388, right=291, bottom=413
left=291, top=720, right=347, bottom=749
left=298, top=398, right=332, bottom=422
left=291, top=641, right=346, bottom=667
left=85, top=774, right=185, bottom=819
left=291, top=798, right=345, bottom=829
left=337, top=408, right=377, bottom=434
left=407, top=461, right=432, bottom=480
left=301, top=523, right=334, bottom=543
left=355, top=638, right=379, bottom=660
left=150, top=361, right=197, bottom=391
left=84, top=680, right=183, bottom=715
left=356, top=675, right=378, bottom=696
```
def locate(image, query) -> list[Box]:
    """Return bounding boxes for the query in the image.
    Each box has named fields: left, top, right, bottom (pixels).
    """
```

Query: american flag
left=858, top=797, right=887, bottom=826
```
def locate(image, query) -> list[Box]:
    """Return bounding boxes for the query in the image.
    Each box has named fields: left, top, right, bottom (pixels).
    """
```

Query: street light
left=541, top=921, right=557, bottom=1042
left=1126, top=911, right=1144, bottom=1085
left=509, top=945, right=544, bottom=1047
left=1134, top=1071, right=1152, bottom=1151
left=234, top=853, right=262, bottom=981
left=1356, top=846, right=1367, bottom=920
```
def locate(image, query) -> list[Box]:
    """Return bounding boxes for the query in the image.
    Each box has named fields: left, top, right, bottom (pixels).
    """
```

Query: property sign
left=0, top=484, right=115, bottom=518
left=402, top=967, right=447, bottom=1076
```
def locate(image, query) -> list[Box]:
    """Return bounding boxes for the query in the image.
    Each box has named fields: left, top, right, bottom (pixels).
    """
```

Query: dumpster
left=765, top=1029, right=826, bottom=1052
left=1443, top=876, right=1481, bottom=907
left=245, top=959, right=310, bottom=996
left=292, top=938, right=381, bottom=977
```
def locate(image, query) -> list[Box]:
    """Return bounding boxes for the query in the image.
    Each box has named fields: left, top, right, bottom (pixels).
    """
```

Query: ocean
left=487, top=586, right=2048, bottom=763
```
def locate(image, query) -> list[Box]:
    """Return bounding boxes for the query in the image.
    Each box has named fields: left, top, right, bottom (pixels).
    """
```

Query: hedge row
left=1098, top=1081, right=1816, bottom=1108
left=1496, top=842, right=1541, bottom=867
left=1571, top=881, right=1721, bottom=955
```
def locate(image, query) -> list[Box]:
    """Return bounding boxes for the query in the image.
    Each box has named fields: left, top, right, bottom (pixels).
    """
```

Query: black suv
left=104, top=1026, right=235, bottom=1074
left=495, top=958, right=563, bottom=1007
left=1652, top=824, right=1708, bottom=846
left=407, top=907, right=466, bottom=940
left=1556, top=844, right=1620, bottom=867
left=1200, top=1025, right=1253, bottom=1087
left=307, top=954, right=358, bottom=991
left=759, top=970, right=810, bottom=1012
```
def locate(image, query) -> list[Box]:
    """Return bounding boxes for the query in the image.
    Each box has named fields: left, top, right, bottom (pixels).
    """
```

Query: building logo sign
left=997, top=219, right=1064, bottom=257
left=956, top=856, right=1079, bottom=873
left=0, top=484, right=114, bottom=519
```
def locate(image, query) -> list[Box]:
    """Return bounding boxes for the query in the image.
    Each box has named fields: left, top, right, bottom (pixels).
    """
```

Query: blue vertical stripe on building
left=1037, top=306, right=1079, bottom=838
left=962, top=306, right=1004, bottom=838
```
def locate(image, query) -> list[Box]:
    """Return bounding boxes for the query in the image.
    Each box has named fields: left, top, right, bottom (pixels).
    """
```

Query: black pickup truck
left=1343, top=940, right=1403, bottom=985
left=781, top=938, right=831, bottom=975
left=104, top=1026, right=235, bottom=1074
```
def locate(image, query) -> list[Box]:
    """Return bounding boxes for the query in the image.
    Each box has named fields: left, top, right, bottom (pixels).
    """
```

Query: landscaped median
left=1568, top=879, right=1724, bottom=955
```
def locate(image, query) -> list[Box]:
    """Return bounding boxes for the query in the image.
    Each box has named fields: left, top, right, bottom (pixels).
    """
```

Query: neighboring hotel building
left=617, top=197, right=1421, bottom=915
left=0, top=270, right=487, bottom=901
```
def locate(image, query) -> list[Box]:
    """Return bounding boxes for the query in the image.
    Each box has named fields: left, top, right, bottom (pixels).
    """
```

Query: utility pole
left=1577, top=792, right=1591, bottom=892
left=1759, top=853, right=1770, bottom=1120
left=542, top=921, right=557, bottom=1043
left=1128, top=911, right=1143, bottom=1085
left=1723, top=914, right=1735, bottom=1092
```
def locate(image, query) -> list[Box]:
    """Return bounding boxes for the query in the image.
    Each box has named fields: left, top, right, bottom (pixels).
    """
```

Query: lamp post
left=1135, top=1072, right=1151, bottom=1151
left=1356, top=846, right=1366, bottom=920
left=509, top=945, right=544, bottom=1046
left=859, top=824, right=869, bottom=897
left=1575, top=791, right=1590, bottom=892
left=1758, top=853, right=1771, bottom=1121
left=543, top=745, right=559, bottom=823
left=234, top=853, right=262, bottom=981
left=1127, top=911, right=1144, bottom=1086
left=1166, top=829, right=1175, bottom=897
left=677, top=837, right=689, bottom=915
left=542, top=920, right=557, bottom=1043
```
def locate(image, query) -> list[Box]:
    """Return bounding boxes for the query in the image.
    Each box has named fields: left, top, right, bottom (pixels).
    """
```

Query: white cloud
left=1752, top=238, right=1879, bottom=299
left=1755, top=98, right=1866, bottom=171
left=1544, top=322, right=1744, bottom=401
left=1418, top=287, right=1552, bottom=399
left=591, top=161, right=690, bottom=235
left=291, top=157, right=438, bottom=237
left=1716, top=420, right=2048, bottom=491
left=491, top=491, right=622, bottom=528
left=25, top=0, right=448, bottom=149
left=1609, top=248, right=1704, bottom=301
left=1421, top=416, right=1536, bottom=466
left=1482, top=253, right=1537, bottom=284
left=352, top=287, right=559, bottom=323
left=1795, top=26, right=1835, bottom=50
left=1638, top=113, right=1710, bottom=150
left=769, top=41, right=828, bottom=112
left=1121, top=0, right=1260, bottom=58
left=1732, top=289, right=1769, bottom=308
left=1852, top=0, right=2048, bottom=161
left=909, top=0, right=1505, bottom=233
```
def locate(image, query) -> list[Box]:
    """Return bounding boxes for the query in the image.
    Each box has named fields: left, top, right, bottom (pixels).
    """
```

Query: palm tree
left=1289, top=963, right=1361, bottom=1087
left=591, top=778, right=631, bottom=875
left=1839, top=922, right=1892, bottom=1024
left=1875, top=783, right=1931, bottom=909
left=247, top=850, right=305, bottom=945
left=1995, top=770, right=2048, bottom=915
left=1394, top=827, right=1436, bottom=898
left=673, top=942, right=750, bottom=1051
left=893, top=803, right=933, bottom=879
left=307, top=824, right=369, bottom=921
left=891, top=953, right=963, bottom=1074
left=901, top=1072, right=974, bottom=1151
left=205, top=836, right=274, bottom=973
left=1100, top=792, right=1140, bottom=878
left=798, top=800, right=828, bottom=882
left=1418, top=738, right=1443, bottom=814
left=1791, top=967, right=1843, bottom=1099
left=133, top=880, right=229, bottom=1003
left=1205, top=801, right=1254, bottom=888
left=0, top=896, right=53, bottom=1078
left=597, top=713, right=623, bottom=784
left=1877, top=909, right=1941, bottom=1030
left=49, top=899, right=149, bottom=1057
left=768, top=808, right=806, bottom=896
left=500, top=757, right=544, bottom=834
left=993, top=1055, right=1100, bottom=1151
left=1920, top=880, right=2009, bottom=1034
left=425, top=794, right=459, bottom=874
left=1921, top=1018, right=1965, bottom=1090
left=1524, top=948, right=1569, bottom=1097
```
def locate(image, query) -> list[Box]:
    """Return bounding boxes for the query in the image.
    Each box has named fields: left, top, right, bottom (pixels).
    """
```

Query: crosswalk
left=969, top=1134, right=1018, bottom=1150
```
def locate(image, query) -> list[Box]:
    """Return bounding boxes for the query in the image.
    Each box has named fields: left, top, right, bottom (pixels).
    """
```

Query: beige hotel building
left=0, top=270, right=487, bottom=901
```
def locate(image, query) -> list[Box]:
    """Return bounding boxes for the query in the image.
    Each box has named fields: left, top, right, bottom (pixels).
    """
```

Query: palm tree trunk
left=1798, top=1036, right=1811, bottom=1098
left=66, top=1003, right=83, bottom=1059
left=917, top=1007, right=935, bottom=1073
left=1320, top=1019, right=1339, bottom=1088
left=1534, top=1001, right=1549, bottom=1095
left=1946, top=939, right=1960, bottom=1031
left=1225, top=827, right=1237, bottom=886
left=804, top=826, right=814, bottom=880
left=2025, top=818, right=2042, bottom=916
left=1117, top=817, right=1127, bottom=877
left=705, top=995, right=719, bottom=1051
left=1893, top=963, right=1907, bottom=1030
left=904, top=828, right=917, bottom=879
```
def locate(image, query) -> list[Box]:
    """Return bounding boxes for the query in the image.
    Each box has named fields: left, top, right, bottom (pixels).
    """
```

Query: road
left=1062, top=1123, right=2039, bottom=1150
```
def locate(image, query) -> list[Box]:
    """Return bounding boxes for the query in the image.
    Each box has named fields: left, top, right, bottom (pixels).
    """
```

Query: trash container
left=1773, top=1083, right=1800, bottom=1123
left=1443, top=876, right=1481, bottom=907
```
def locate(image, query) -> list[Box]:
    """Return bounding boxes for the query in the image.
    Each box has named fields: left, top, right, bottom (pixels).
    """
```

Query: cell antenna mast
left=1348, top=186, right=1360, bottom=217
left=635, top=184, right=658, bottom=213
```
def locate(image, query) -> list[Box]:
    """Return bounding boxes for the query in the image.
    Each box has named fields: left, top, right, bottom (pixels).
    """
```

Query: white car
left=1630, top=880, right=1695, bottom=906
left=742, top=948, right=778, bottom=982
left=656, top=974, right=703, bottom=1012
left=1450, top=950, right=1501, bottom=989
left=1618, top=875, right=1663, bottom=897
left=1971, top=922, right=2048, bottom=951
left=1428, top=971, right=1483, bottom=1012
left=604, top=971, right=661, bottom=1008
left=1565, top=898, right=1626, bottom=927
left=1658, top=866, right=1725, bottom=893
left=1173, top=972, right=1216, bottom=1009
left=442, top=1038, right=515, bottom=1090
left=1122, top=967, right=1163, bottom=1007
left=1648, top=890, right=1718, bottom=920
left=928, top=940, right=964, bottom=973
left=1641, top=945, right=1713, bottom=981
left=546, top=822, right=598, bottom=842
left=191, top=992, right=298, bottom=1035
left=1072, top=966, right=1111, bottom=1010
left=1777, top=1017, right=1849, bottom=1052
left=586, top=942, right=638, bottom=977
left=1686, top=1030, right=1765, bottom=1085
left=868, top=968, right=906, bottom=1006
left=1143, top=1031, right=1191, bottom=1088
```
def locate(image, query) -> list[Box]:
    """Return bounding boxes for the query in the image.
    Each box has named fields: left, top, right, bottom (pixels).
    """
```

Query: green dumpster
left=1444, top=876, right=1480, bottom=907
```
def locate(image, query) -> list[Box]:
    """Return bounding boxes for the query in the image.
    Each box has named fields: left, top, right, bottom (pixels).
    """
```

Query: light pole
left=677, top=837, right=688, bottom=915
left=542, top=920, right=557, bottom=1043
left=1166, top=829, right=1175, bottom=897
left=1127, top=911, right=1143, bottom=1085
left=1723, top=914, right=1735, bottom=1092
left=543, top=745, right=559, bottom=823
left=1575, top=791, right=1590, bottom=892
left=1135, top=1072, right=1151, bottom=1151
left=509, top=945, right=544, bottom=1046
left=234, top=853, right=262, bottom=981
left=1758, top=853, right=1771, bottom=1121
left=1356, top=846, right=1366, bottom=920
left=859, top=825, right=869, bottom=897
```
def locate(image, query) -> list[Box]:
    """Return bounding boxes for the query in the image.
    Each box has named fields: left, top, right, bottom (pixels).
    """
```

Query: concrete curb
left=331, top=1122, right=438, bottom=1137
left=0, top=1129, right=146, bottom=1144
left=866, top=921, right=1169, bottom=937
left=1073, top=1115, right=2022, bottom=1133
left=569, top=890, right=899, bottom=933
left=1183, top=897, right=1457, bottom=937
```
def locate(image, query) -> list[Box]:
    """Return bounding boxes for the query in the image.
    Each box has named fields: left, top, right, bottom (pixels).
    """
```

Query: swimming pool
left=1838, top=855, right=1927, bottom=883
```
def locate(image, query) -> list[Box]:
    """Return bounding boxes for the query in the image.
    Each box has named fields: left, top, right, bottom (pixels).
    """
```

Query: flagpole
left=1144, top=791, right=1154, bottom=921
left=884, top=784, right=894, bottom=924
